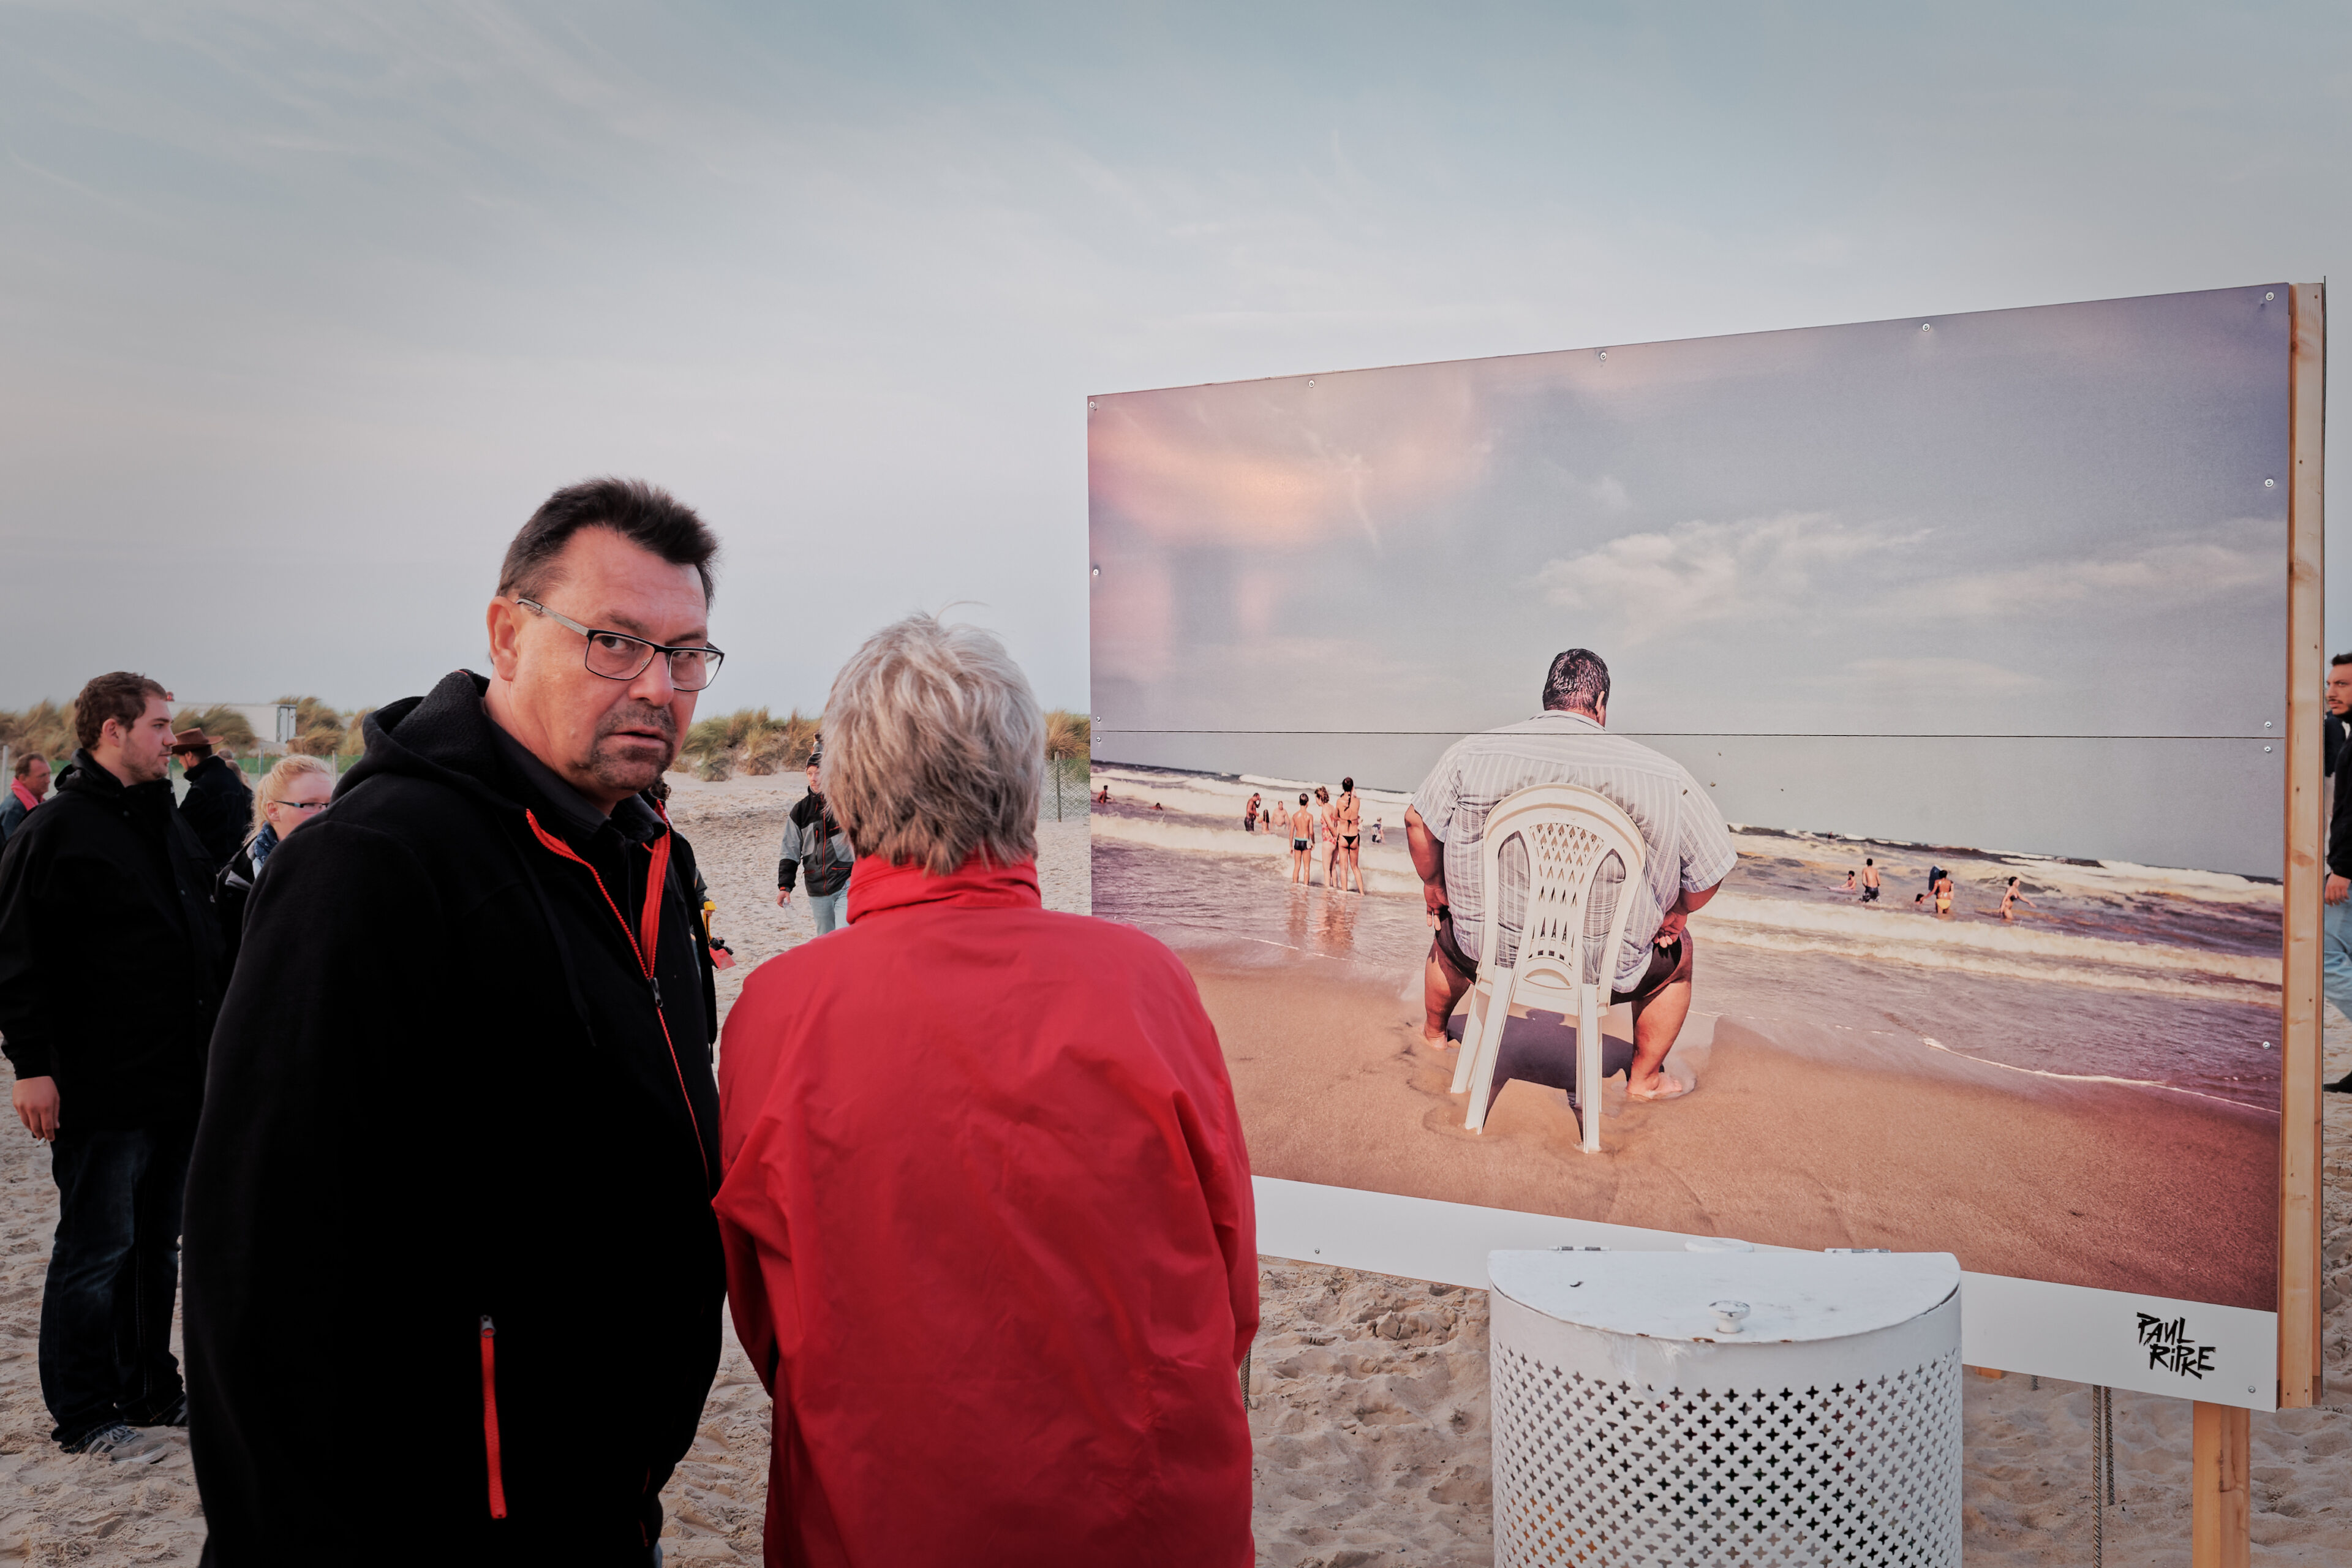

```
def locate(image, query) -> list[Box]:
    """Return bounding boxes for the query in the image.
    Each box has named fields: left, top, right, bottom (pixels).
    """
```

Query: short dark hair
left=1543, top=648, right=1611, bottom=714
left=73, top=672, right=170, bottom=752
left=2333, top=652, right=2352, bottom=668
left=498, top=478, right=720, bottom=608
left=12, top=752, right=46, bottom=778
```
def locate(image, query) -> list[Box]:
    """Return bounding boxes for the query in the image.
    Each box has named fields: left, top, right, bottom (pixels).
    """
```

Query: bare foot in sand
left=1626, top=1071, right=1691, bottom=1102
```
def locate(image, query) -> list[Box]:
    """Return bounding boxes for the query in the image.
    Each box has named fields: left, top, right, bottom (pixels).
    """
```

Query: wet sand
left=1189, top=938, right=2277, bottom=1309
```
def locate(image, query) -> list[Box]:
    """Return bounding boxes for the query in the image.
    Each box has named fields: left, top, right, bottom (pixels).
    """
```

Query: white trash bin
left=1487, top=1248, right=1962, bottom=1567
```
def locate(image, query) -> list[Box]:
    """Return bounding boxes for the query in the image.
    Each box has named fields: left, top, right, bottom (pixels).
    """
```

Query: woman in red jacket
left=714, top=613, right=1257, bottom=1567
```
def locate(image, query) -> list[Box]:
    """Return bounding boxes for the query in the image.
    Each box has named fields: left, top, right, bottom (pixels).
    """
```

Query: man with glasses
left=184, top=479, right=729, bottom=1563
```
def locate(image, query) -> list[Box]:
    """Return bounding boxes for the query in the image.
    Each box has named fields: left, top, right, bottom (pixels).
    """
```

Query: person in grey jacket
left=778, top=748, right=854, bottom=935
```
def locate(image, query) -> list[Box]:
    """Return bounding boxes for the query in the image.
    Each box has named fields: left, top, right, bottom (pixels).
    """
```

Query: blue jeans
left=806, top=888, right=844, bottom=935
left=2325, top=893, right=2352, bottom=1022
left=39, top=1121, right=195, bottom=1447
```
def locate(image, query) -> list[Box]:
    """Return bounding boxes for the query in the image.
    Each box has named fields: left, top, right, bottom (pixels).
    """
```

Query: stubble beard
left=586, top=701, right=679, bottom=796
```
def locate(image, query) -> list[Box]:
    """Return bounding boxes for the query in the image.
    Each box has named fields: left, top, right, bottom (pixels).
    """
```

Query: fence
left=1046, top=755, right=1090, bottom=820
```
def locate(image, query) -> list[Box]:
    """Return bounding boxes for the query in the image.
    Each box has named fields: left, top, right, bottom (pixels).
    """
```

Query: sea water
left=1088, top=766, right=2283, bottom=1112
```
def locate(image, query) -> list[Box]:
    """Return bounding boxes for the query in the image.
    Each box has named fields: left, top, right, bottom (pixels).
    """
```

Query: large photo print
left=1088, top=284, right=2290, bottom=1316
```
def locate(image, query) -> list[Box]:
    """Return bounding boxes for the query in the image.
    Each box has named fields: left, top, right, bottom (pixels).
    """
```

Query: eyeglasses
left=517, top=599, right=725, bottom=691
left=271, top=799, right=330, bottom=812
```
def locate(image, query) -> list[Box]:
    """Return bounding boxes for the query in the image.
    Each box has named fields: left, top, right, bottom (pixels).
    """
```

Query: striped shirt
left=1411, top=710, right=1737, bottom=988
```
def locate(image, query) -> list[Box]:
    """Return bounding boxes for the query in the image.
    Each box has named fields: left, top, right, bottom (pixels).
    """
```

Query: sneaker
left=125, top=1393, right=188, bottom=1428
left=66, top=1422, right=168, bottom=1464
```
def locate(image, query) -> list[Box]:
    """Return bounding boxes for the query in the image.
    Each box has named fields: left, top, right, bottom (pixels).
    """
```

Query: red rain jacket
left=715, top=852, right=1257, bottom=1567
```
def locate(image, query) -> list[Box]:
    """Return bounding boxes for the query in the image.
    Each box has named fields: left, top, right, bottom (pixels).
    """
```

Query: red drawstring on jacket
left=480, top=1315, right=507, bottom=1519
left=522, top=809, right=709, bottom=1180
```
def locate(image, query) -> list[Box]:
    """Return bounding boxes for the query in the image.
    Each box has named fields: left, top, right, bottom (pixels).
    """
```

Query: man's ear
left=485, top=598, right=524, bottom=682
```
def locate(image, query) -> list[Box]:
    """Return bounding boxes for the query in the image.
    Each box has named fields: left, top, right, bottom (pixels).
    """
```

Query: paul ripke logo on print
left=2135, top=1313, right=2215, bottom=1379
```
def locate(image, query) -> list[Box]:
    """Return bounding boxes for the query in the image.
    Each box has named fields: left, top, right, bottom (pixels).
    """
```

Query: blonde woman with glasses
left=213, top=754, right=333, bottom=968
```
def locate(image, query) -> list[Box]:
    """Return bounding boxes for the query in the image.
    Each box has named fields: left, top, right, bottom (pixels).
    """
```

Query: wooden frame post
left=2192, top=1401, right=2252, bottom=1568
left=2280, top=282, right=2326, bottom=1412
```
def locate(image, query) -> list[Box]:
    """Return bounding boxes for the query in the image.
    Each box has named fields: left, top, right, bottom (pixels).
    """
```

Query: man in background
left=778, top=743, right=854, bottom=935
left=169, top=726, right=254, bottom=869
left=2, top=750, right=50, bottom=842
left=1406, top=647, right=1735, bottom=1102
left=184, top=478, right=729, bottom=1562
left=0, top=672, right=227, bottom=1463
left=2321, top=654, right=2352, bottom=1092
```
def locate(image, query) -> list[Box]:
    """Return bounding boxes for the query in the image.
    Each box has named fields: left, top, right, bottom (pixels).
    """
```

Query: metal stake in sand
left=2090, top=1384, right=2106, bottom=1567
left=2103, top=1385, right=2117, bottom=1507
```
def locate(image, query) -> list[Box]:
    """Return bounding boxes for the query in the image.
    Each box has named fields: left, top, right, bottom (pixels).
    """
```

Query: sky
left=1090, top=286, right=2291, bottom=871
left=2, top=1, right=2348, bottom=720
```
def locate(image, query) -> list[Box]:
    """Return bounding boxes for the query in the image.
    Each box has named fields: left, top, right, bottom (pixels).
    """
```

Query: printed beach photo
left=1089, top=284, right=2291, bottom=1313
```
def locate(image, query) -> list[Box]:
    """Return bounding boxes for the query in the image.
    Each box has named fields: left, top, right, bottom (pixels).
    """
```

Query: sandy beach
left=1184, top=941, right=2277, bottom=1308
left=1, top=783, right=2343, bottom=1562
left=1094, top=761, right=2286, bottom=1311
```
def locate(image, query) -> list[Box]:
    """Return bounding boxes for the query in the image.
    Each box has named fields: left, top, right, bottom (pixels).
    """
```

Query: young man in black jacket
left=0, top=671, right=228, bottom=1463
left=184, top=480, right=729, bottom=1566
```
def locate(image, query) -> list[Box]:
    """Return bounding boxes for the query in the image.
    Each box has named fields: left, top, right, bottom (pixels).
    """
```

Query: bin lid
left=1489, top=1250, right=1960, bottom=1344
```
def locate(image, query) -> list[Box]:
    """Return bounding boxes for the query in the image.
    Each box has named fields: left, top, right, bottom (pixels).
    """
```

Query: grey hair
left=823, top=613, right=1042, bottom=876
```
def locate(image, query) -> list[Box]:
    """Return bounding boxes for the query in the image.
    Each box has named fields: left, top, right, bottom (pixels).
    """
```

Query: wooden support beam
left=2280, top=281, right=2326, bottom=1410
left=2191, top=1400, right=2252, bottom=1568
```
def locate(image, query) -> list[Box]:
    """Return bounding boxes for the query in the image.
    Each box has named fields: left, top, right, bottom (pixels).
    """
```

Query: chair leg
left=1577, top=984, right=1602, bottom=1154
left=1450, top=977, right=1488, bottom=1096
left=1466, top=966, right=1518, bottom=1133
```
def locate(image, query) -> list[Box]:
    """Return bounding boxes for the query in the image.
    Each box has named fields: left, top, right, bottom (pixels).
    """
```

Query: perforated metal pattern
left=1491, top=1344, right=1963, bottom=1567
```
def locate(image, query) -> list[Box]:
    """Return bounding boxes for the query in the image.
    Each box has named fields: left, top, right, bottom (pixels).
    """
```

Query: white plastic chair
left=1447, top=783, right=1646, bottom=1152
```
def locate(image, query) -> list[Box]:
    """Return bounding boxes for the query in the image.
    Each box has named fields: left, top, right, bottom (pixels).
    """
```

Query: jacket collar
left=9, top=777, right=37, bottom=812
left=845, top=851, right=1041, bottom=925
left=346, top=671, right=663, bottom=848
left=56, top=749, right=167, bottom=805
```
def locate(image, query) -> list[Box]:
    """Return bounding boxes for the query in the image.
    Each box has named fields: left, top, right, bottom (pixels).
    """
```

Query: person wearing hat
left=778, top=739, right=854, bottom=935
left=170, top=725, right=255, bottom=870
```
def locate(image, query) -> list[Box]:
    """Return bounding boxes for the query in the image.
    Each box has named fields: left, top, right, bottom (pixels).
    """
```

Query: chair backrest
left=1474, top=783, right=1649, bottom=989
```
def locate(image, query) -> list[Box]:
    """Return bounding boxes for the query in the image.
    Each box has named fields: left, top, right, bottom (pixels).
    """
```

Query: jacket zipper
left=480, top=1315, right=508, bottom=1519
left=521, top=809, right=710, bottom=1182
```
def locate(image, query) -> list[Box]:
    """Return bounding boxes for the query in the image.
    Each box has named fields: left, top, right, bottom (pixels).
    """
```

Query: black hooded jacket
left=178, top=752, right=255, bottom=870
left=0, top=753, right=227, bottom=1128
left=183, top=672, right=724, bottom=1566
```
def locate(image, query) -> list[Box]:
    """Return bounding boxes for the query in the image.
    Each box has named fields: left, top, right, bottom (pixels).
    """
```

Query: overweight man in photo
left=1407, top=647, right=1736, bottom=1102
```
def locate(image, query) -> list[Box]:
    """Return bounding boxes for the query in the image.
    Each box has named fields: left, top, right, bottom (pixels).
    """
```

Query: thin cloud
left=1834, top=656, right=2043, bottom=694
left=1534, top=512, right=1924, bottom=643
left=1909, top=521, right=2276, bottom=620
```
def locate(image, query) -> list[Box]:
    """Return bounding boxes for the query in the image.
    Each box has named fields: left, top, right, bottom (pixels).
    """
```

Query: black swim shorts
left=1432, top=907, right=1692, bottom=1007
